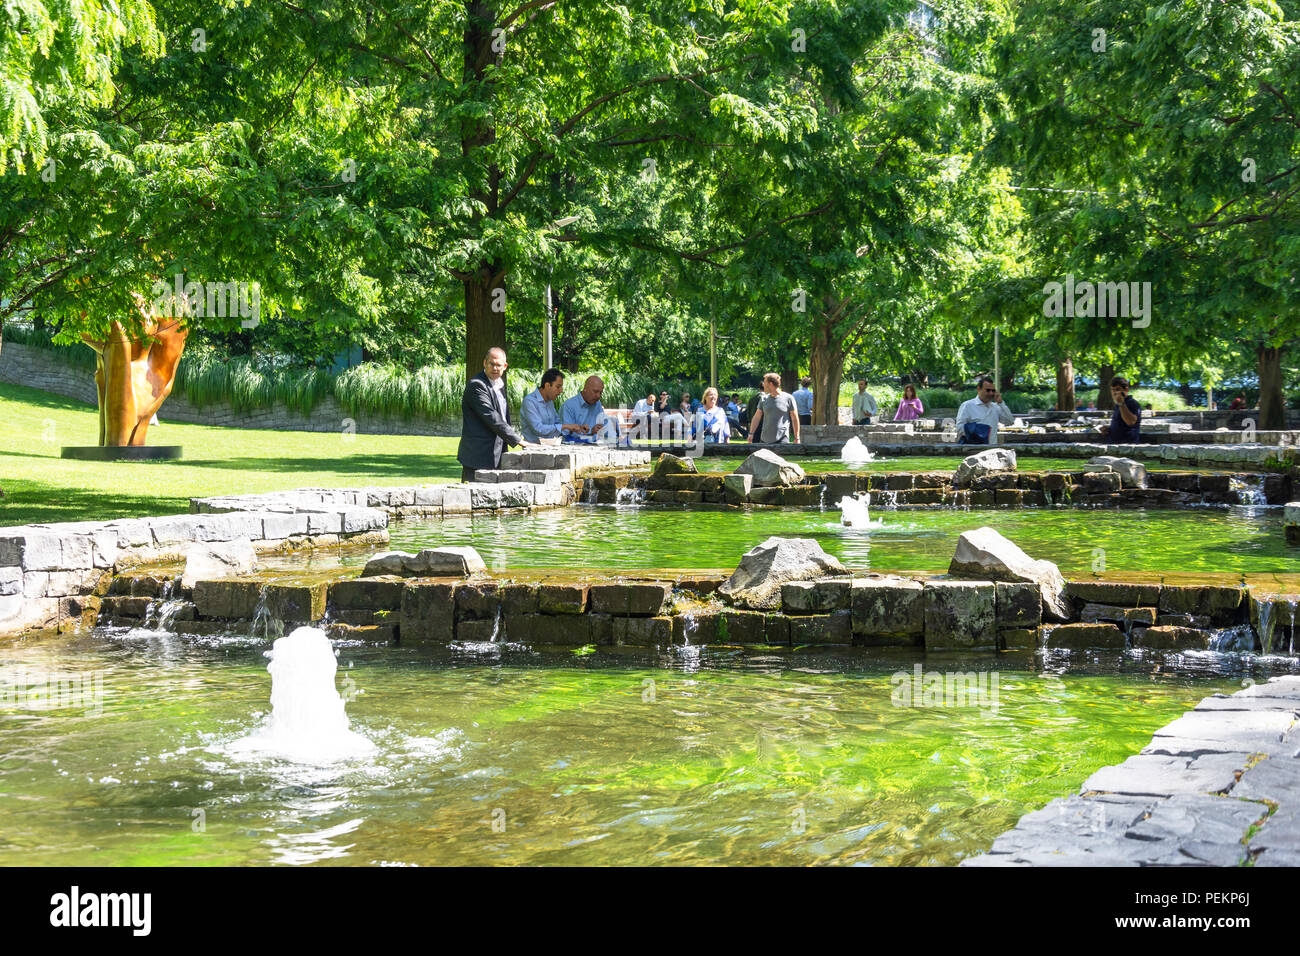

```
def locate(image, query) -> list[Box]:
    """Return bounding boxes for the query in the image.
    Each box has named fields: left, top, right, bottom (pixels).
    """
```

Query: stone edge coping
left=659, top=441, right=1298, bottom=464
left=961, top=675, right=1300, bottom=867
left=0, top=460, right=645, bottom=634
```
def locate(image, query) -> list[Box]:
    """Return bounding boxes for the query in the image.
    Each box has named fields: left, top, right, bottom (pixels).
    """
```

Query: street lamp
left=545, top=216, right=581, bottom=369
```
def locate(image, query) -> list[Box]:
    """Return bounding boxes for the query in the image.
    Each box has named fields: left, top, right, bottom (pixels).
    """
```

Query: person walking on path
left=851, top=380, right=878, bottom=425
left=749, top=372, right=801, bottom=445
left=893, top=384, right=924, bottom=421
left=955, top=377, right=1014, bottom=445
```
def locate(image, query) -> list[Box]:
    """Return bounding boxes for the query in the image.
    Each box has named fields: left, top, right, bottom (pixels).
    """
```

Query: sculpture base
left=61, top=446, right=183, bottom=461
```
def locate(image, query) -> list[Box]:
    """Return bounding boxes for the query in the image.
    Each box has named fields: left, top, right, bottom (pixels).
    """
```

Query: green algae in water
left=374, top=505, right=1294, bottom=579
left=0, top=632, right=1235, bottom=866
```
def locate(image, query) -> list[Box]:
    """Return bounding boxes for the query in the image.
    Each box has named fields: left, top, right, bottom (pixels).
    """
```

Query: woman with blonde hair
left=697, top=387, right=731, bottom=443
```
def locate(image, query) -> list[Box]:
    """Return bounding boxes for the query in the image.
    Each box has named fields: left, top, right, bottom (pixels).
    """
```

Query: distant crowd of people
left=458, top=348, right=1159, bottom=479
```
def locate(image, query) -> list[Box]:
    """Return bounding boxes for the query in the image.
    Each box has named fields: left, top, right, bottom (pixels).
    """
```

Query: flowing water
left=0, top=629, right=1239, bottom=866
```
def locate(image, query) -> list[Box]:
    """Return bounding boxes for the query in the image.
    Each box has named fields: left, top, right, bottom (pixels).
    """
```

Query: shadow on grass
left=0, top=381, right=96, bottom=412
left=0, top=478, right=191, bottom=526
left=172, top=453, right=463, bottom=480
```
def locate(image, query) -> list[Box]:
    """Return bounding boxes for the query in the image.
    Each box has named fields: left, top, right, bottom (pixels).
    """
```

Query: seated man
left=522, top=368, right=590, bottom=443
left=561, top=375, right=620, bottom=443
left=1097, top=376, right=1142, bottom=442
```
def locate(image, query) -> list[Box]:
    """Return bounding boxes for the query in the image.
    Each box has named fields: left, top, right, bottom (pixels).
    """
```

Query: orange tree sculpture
left=79, top=295, right=189, bottom=447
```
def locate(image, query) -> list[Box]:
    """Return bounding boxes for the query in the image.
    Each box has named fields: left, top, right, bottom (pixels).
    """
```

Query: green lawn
left=0, top=382, right=463, bottom=526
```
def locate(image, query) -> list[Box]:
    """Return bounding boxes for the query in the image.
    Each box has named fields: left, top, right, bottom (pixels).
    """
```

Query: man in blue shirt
left=561, top=375, right=618, bottom=442
left=522, top=368, right=590, bottom=443
left=793, top=377, right=814, bottom=425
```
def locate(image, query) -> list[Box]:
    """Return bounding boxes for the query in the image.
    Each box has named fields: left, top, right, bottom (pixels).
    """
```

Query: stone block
left=996, top=582, right=1042, bottom=629
left=673, top=612, right=722, bottom=645
left=788, top=610, right=853, bottom=645
left=507, top=612, right=593, bottom=646
left=1159, top=585, right=1245, bottom=624
left=719, top=609, right=766, bottom=644
left=923, top=580, right=997, bottom=650
left=1064, top=581, right=1162, bottom=607
left=850, top=576, right=925, bottom=638
left=1131, top=625, right=1212, bottom=650
left=538, top=583, right=588, bottom=614
left=612, top=615, right=673, bottom=645
left=723, top=473, right=753, bottom=503
left=589, top=582, right=671, bottom=616
left=441, top=485, right=473, bottom=514
left=306, top=511, right=344, bottom=534
left=999, top=627, right=1040, bottom=649
left=500, top=583, right=539, bottom=615
left=400, top=581, right=457, bottom=644
left=328, top=577, right=405, bottom=612
left=1081, top=603, right=1157, bottom=627
left=456, top=582, right=501, bottom=620
left=263, top=583, right=327, bottom=623
left=781, top=578, right=852, bottom=613
left=1043, top=622, right=1126, bottom=650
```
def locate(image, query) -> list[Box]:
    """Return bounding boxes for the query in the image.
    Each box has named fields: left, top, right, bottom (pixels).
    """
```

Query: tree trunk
left=1055, top=355, right=1075, bottom=411
left=999, top=369, right=1015, bottom=394
left=780, top=368, right=799, bottom=394
left=1178, top=380, right=1194, bottom=405
left=1096, top=363, right=1115, bottom=409
left=809, top=318, right=844, bottom=427
left=556, top=286, right=582, bottom=372
left=461, top=1, right=505, bottom=376
left=463, top=265, right=505, bottom=383
left=1258, top=345, right=1286, bottom=430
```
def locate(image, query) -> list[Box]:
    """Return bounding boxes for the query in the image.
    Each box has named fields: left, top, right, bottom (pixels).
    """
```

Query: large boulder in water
left=719, top=536, right=849, bottom=610
left=948, top=527, right=1071, bottom=621
left=362, top=546, right=485, bottom=577
left=652, top=453, right=697, bottom=477
left=182, top=539, right=257, bottom=589
left=1084, top=456, right=1147, bottom=488
left=952, top=448, right=1017, bottom=488
left=735, top=449, right=805, bottom=488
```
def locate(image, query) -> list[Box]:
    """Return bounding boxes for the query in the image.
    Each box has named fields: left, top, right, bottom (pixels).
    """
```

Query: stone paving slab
left=963, top=676, right=1300, bottom=866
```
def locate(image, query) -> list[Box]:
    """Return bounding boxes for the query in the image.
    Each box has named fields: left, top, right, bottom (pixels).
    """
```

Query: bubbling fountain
left=229, top=626, right=375, bottom=763
left=838, top=494, right=879, bottom=528
left=840, top=436, right=875, bottom=465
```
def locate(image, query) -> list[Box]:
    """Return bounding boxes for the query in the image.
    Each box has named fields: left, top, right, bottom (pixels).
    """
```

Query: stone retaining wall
left=0, top=447, right=649, bottom=638
left=94, top=566, right=1293, bottom=657
left=590, top=468, right=1293, bottom=508
left=963, top=676, right=1300, bottom=866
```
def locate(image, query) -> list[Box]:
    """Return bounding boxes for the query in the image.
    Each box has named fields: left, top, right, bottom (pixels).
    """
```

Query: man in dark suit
left=457, top=347, right=530, bottom=481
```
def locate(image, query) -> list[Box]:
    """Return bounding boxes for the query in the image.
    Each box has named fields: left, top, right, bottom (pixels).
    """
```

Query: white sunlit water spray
left=840, top=436, right=875, bottom=465
left=228, top=626, right=375, bottom=763
left=838, top=493, right=881, bottom=529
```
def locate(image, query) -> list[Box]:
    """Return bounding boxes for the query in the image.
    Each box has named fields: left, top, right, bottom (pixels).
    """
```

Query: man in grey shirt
left=748, top=371, right=801, bottom=444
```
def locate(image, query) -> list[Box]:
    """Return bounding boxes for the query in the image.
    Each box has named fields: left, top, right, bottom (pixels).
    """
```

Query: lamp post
left=545, top=216, right=580, bottom=370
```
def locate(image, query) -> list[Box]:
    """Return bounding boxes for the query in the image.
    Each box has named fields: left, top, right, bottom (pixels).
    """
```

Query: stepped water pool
left=690, top=456, right=1249, bottom=473
left=269, top=504, right=1296, bottom=584
left=0, top=630, right=1237, bottom=866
